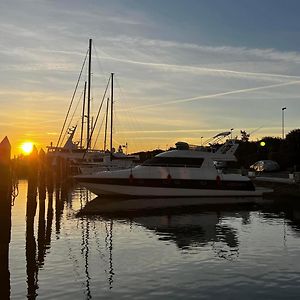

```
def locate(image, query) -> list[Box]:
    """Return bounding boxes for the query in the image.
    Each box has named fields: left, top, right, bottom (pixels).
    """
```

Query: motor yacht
left=76, top=140, right=271, bottom=198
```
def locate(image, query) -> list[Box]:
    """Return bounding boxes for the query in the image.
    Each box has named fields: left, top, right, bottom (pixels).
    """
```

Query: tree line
left=236, top=129, right=300, bottom=171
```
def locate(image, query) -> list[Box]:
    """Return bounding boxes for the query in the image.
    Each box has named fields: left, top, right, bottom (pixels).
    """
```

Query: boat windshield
left=142, top=157, right=204, bottom=168
left=214, top=161, right=243, bottom=174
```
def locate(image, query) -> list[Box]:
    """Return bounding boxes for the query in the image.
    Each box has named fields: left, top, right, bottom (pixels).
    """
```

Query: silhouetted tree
left=240, top=130, right=250, bottom=142
left=285, top=129, right=300, bottom=170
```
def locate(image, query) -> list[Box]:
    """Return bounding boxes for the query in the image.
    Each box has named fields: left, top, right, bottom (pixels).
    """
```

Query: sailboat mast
left=80, top=81, right=87, bottom=149
left=104, top=97, right=109, bottom=151
left=87, top=38, right=92, bottom=150
left=110, top=73, right=114, bottom=160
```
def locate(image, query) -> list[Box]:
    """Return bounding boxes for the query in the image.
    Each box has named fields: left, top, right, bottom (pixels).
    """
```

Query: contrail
left=120, top=80, right=300, bottom=111
left=97, top=49, right=300, bottom=80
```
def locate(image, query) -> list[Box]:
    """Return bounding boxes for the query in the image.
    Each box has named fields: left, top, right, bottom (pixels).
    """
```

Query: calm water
left=4, top=180, right=300, bottom=299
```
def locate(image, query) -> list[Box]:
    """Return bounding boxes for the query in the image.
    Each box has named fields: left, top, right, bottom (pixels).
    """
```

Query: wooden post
left=55, top=156, right=62, bottom=186
left=0, top=136, right=12, bottom=299
left=38, top=148, right=46, bottom=186
left=46, top=155, right=54, bottom=195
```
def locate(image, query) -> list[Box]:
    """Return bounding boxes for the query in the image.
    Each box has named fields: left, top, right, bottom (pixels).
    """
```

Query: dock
left=252, top=172, right=300, bottom=200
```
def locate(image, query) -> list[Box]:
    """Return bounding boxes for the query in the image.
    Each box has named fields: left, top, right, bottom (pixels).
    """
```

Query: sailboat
left=47, top=39, right=139, bottom=172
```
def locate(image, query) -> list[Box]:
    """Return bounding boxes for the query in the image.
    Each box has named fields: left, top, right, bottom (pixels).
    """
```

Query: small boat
left=75, top=139, right=272, bottom=198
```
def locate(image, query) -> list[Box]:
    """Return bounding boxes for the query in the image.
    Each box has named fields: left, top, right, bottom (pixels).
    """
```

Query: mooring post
left=38, top=148, right=46, bottom=186
left=55, top=156, right=62, bottom=186
left=46, top=155, right=54, bottom=195
left=0, top=136, right=12, bottom=299
left=28, top=146, right=38, bottom=202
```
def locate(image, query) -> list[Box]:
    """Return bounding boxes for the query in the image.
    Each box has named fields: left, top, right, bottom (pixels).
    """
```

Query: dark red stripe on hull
left=77, top=178, right=255, bottom=191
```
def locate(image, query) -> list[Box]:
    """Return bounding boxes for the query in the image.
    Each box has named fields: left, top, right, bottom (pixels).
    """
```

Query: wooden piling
left=0, top=136, right=12, bottom=299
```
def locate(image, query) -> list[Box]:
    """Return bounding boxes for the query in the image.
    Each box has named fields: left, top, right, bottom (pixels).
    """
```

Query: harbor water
left=5, top=180, right=300, bottom=299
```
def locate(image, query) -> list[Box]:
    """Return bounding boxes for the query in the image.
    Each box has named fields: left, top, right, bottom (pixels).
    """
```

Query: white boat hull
left=81, top=182, right=271, bottom=197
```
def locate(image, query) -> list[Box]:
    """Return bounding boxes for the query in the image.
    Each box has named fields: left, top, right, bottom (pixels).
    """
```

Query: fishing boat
left=75, top=138, right=272, bottom=198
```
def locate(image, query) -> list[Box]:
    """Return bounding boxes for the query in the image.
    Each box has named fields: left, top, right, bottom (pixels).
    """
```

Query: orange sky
left=1, top=1, right=300, bottom=156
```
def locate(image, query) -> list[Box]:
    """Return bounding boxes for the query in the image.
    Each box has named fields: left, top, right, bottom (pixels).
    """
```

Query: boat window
left=142, top=157, right=204, bottom=168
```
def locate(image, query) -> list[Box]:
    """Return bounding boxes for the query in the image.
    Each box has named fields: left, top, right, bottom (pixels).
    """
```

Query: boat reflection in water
left=7, top=181, right=300, bottom=299
left=131, top=211, right=241, bottom=260
left=80, top=194, right=264, bottom=216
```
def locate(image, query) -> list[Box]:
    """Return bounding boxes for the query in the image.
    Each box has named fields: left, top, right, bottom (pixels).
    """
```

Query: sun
left=21, top=142, right=34, bottom=155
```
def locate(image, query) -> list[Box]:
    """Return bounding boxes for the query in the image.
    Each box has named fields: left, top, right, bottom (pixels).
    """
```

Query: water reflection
left=45, top=190, right=53, bottom=253
left=7, top=183, right=300, bottom=299
left=37, top=178, right=46, bottom=267
left=26, top=176, right=38, bottom=299
left=25, top=175, right=73, bottom=299
left=80, top=213, right=91, bottom=299
left=81, top=196, right=300, bottom=292
left=108, top=220, right=114, bottom=289
left=260, top=201, right=300, bottom=240
left=128, top=211, right=240, bottom=260
left=0, top=174, right=12, bottom=299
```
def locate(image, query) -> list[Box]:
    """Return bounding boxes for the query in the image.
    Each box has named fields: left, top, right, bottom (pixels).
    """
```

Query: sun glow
left=21, top=142, right=34, bottom=155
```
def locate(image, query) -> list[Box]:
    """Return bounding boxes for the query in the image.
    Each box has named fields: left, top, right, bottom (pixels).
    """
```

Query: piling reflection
left=80, top=213, right=91, bottom=299
left=26, top=167, right=38, bottom=299
left=0, top=172, right=12, bottom=299
left=9, top=179, right=300, bottom=298
left=55, top=183, right=62, bottom=237
left=108, top=220, right=114, bottom=289
left=24, top=148, right=74, bottom=299
left=37, top=174, right=46, bottom=267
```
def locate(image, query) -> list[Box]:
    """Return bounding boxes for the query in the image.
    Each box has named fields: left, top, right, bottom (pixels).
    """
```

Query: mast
left=80, top=81, right=87, bottom=149
left=87, top=38, right=92, bottom=150
left=110, top=73, right=114, bottom=160
left=104, top=97, right=109, bottom=151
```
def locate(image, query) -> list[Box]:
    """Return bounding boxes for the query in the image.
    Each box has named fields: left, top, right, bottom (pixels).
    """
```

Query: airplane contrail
left=120, top=80, right=300, bottom=111
left=96, top=49, right=300, bottom=80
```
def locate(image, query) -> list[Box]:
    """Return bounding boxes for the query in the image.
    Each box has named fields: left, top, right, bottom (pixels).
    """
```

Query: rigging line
left=114, top=76, right=141, bottom=151
left=56, top=48, right=89, bottom=148
left=61, top=86, right=85, bottom=146
left=92, top=113, right=106, bottom=150
left=92, top=44, right=107, bottom=79
left=83, top=76, right=111, bottom=158
left=119, top=80, right=300, bottom=112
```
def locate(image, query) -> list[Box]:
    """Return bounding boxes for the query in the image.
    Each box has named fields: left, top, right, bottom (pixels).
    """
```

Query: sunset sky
left=1, top=0, right=300, bottom=155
